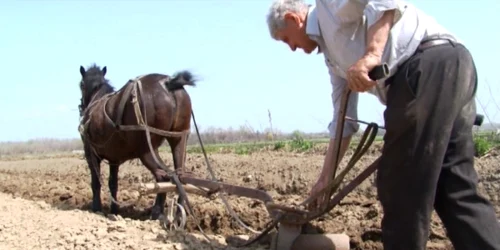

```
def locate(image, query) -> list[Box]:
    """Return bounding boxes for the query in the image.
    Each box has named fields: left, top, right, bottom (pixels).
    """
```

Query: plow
left=80, top=63, right=485, bottom=250
left=131, top=64, right=387, bottom=250
left=131, top=64, right=485, bottom=250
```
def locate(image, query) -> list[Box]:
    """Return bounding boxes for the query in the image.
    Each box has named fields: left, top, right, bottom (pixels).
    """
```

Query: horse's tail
left=166, top=70, right=197, bottom=91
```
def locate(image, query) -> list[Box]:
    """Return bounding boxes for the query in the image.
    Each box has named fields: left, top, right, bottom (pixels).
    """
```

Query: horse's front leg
left=108, top=163, right=120, bottom=214
left=86, top=153, right=103, bottom=213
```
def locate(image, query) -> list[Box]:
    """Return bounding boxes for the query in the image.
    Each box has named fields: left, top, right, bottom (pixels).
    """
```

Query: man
left=265, top=0, right=500, bottom=249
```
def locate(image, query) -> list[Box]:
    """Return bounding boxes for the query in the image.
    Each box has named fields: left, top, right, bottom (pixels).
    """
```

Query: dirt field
left=0, top=143, right=498, bottom=250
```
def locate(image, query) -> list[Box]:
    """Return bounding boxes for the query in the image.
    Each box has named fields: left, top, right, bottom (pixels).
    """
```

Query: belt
left=418, top=38, right=455, bottom=50
left=384, top=37, right=458, bottom=87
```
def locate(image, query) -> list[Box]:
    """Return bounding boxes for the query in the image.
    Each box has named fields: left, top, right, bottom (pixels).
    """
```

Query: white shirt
left=306, top=0, right=458, bottom=139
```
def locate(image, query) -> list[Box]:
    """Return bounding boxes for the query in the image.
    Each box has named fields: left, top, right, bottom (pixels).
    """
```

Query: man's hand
left=346, top=53, right=382, bottom=92
left=347, top=9, right=395, bottom=92
left=307, top=176, right=330, bottom=211
left=307, top=137, right=353, bottom=211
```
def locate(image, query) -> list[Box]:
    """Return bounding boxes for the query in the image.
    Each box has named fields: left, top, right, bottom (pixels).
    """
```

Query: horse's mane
left=79, top=64, right=114, bottom=114
left=81, top=64, right=114, bottom=94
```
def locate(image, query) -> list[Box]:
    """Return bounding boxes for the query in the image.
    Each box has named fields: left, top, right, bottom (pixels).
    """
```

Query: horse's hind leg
left=167, top=134, right=188, bottom=212
left=108, top=163, right=120, bottom=214
left=139, top=151, right=169, bottom=220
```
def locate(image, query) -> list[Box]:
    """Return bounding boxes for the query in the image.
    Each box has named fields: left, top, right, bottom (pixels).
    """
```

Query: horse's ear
left=102, top=66, right=107, bottom=76
left=80, top=66, right=85, bottom=77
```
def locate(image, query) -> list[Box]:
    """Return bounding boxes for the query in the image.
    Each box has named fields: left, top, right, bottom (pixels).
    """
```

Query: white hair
left=266, top=0, right=310, bottom=40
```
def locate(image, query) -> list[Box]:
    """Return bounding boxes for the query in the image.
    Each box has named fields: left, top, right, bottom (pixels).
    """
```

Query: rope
left=191, top=110, right=262, bottom=234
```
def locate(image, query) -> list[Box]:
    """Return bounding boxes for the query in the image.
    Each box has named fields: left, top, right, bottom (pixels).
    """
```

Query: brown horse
left=77, top=63, right=195, bottom=220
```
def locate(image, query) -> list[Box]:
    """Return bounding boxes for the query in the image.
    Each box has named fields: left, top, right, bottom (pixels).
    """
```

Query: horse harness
left=78, top=75, right=191, bottom=154
left=78, top=75, right=249, bottom=243
left=78, top=75, right=193, bottom=204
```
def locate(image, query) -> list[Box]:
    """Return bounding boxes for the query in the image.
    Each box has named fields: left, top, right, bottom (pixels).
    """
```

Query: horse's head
left=78, top=64, right=114, bottom=115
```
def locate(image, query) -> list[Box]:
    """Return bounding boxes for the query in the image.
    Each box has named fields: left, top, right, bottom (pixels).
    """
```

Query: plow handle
left=474, top=114, right=484, bottom=126
left=330, top=63, right=389, bottom=181
left=368, top=63, right=390, bottom=81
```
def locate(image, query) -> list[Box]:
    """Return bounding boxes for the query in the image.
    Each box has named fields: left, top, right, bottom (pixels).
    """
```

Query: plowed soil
left=0, top=143, right=498, bottom=250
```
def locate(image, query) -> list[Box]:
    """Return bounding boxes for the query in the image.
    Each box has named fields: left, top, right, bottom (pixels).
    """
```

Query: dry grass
left=0, top=126, right=330, bottom=157
left=0, top=138, right=82, bottom=156
left=0, top=123, right=497, bottom=158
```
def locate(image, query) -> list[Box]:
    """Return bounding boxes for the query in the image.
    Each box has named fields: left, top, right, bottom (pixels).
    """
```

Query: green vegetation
left=183, top=130, right=499, bottom=157
left=178, top=130, right=384, bottom=155
left=0, top=126, right=498, bottom=158
left=473, top=131, right=500, bottom=157
left=183, top=134, right=329, bottom=155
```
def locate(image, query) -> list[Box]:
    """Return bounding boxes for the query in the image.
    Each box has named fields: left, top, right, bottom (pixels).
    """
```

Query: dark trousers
left=376, top=40, right=500, bottom=250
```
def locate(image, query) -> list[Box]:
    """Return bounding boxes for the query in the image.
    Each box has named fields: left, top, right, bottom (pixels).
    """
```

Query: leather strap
left=114, top=80, right=135, bottom=127
left=418, top=38, right=453, bottom=50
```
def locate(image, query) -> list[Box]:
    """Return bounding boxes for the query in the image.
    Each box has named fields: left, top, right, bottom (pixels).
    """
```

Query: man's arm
left=317, top=59, right=360, bottom=181
left=343, top=1, right=398, bottom=92
left=344, top=5, right=396, bottom=92
left=317, top=0, right=401, bottom=179
left=364, top=8, right=396, bottom=60
left=363, top=0, right=402, bottom=55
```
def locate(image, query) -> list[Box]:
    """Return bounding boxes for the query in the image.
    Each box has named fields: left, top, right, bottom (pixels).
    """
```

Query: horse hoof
left=150, top=207, right=163, bottom=220
left=91, top=206, right=103, bottom=213
left=110, top=206, right=120, bottom=215
left=151, top=214, right=160, bottom=220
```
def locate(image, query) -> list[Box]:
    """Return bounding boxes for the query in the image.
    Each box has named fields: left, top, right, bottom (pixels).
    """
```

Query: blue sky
left=0, top=0, right=498, bottom=142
